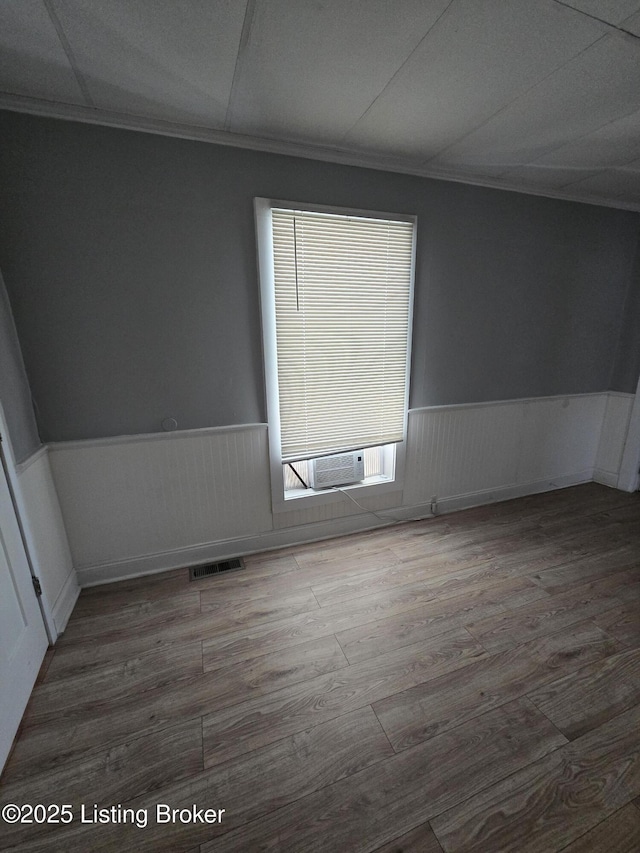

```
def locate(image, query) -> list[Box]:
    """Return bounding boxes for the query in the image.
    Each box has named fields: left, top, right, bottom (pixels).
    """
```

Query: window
left=255, top=199, right=416, bottom=510
left=282, top=445, right=395, bottom=493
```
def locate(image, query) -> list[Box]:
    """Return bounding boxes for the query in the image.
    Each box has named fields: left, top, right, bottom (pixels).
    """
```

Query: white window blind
left=271, top=207, right=414, bottom=462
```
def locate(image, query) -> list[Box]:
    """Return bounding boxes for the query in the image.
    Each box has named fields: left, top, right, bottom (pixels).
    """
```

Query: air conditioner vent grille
left=310, top=451, right=365, bottom=489
left=189, top=558, right=244, bottom=580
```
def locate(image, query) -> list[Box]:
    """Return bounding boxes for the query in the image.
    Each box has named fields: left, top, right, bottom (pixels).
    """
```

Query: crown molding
left=1, top=92, right=638, bottom=213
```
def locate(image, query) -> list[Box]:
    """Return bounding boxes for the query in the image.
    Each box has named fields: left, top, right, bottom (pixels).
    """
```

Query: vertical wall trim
left=618, top=379, right=640, bottom=491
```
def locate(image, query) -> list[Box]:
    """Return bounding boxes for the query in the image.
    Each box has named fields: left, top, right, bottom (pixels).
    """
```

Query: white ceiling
left=2, top=0, right=640, bottom=210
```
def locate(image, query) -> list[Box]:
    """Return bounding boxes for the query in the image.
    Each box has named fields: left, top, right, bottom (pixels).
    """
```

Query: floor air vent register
left=189, top=557, right=245, bottom=580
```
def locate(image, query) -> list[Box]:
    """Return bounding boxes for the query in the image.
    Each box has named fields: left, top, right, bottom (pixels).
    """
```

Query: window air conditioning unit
left=309, top=451, right=365, bottom=489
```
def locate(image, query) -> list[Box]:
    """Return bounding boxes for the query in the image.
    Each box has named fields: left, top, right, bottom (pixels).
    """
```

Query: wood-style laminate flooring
left=1, top=483, right=640, bottom=852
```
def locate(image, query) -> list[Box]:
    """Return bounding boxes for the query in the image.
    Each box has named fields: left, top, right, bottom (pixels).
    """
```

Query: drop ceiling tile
left=226, top=0, right=451, bottom=144
left=622, top=9, right=640, bottom=33
left=427, top=160, right=508, bottom=182
left=49, top=0, right=247, bottom=126
left=565, top=166, right=640, bottom=199
left=527, top=108, right=640, bottom=169
left=343, top=0, right=608, bottom=160
left=561, top=0, right=640, bottom=25
left=0, top=0, right=85, bottom=103
left=430, top=31, right=640, bottom=172
left=499, top=164, right=599, bottom=190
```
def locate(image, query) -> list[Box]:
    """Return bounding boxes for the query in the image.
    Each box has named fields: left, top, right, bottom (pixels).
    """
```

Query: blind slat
left=272, top=208, right=413, bottom=461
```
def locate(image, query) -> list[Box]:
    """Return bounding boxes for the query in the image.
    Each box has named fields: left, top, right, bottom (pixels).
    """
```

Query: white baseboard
left=77, top=511, right=403, bottom=586
left=432, top=470, right=595, bottom=515
left=592, top=468, right=620, bottom=488
left=51, top=569, right=80, bottom=634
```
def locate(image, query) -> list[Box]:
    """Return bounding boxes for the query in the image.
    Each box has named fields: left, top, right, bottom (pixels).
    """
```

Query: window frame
left=255, top=197, right=417, bottom=513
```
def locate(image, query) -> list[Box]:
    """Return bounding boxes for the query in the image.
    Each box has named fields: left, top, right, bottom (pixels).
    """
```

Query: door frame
left=0, top=403, right=55, bottom=641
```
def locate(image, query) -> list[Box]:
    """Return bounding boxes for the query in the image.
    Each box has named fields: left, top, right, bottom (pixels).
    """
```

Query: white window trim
left=255, top=197, right=416, bottom=514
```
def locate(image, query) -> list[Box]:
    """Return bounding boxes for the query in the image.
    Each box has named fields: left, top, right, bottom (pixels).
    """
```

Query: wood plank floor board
left=72, top=554, right=309, bottom=621
left=202, top=627, right=488, bottom=768
left=525, top=483, right=639, bottom=513
left=0, top=719, right=203, bottom=849
left=33, top=648, right=56, bottom=686
left=470, top=540, right=593, bottom=578
left=56, top=591, right=202, bottom=645
left=198, top=584, right=320, bottom=630
left=40, top=611, right=231, bottom=680
left=556, top=518, right=640, bottom=549
left=57, top=547, right=615, bottom=683
left=21, top=642, right=204, bottom=728
left=52, top=570, right=363, bottom=676
left=291, top=527, right=408, bottom=566
left=444, top=485, right=637, bottom=526
left=389, top=531, right=517, bottom=564
left=430, top=703, right=640, bottom=853
left=309, top=549, right=492, bottom=607
left=54, top=572, right=439, bottom=680
left=200, top=582, right=442, bottom=671
left=308, top=528, right=583, bottom=606
left=73, top=568, right=196, bottom=619
left=473, top=523, right=632, bottom=568
left=614, top=578, right=640, bottom=603
left=6, top=635, right=350, bottom=780
left=464, top=574, right=635, bottom=653
left=372, top=621, right=620, bottom=752
left=296, top=546, right=470, bottom=604
left=294, top=546, right=403, bottom=582
left=416, top=557, right=547, bottom=600
left=4, top=707, right=393, bottom=853
left=456, top=520, right=606, bottom=555
left=131, top=705, right=394, bottom=852
left=532, top=508, right=633, bottom=540
left=192, top=570, right=315, bottom=605
left=370, top=822, right=444, bottom=853
left=529, top=545, right=640, bottom=594
left=526, top=647, right=640, bottom=740
left=3, top=483, right=639, bottom=853
left=202, top=699, right=566, bottom=853
left=558, top=803, right=640, bottom=852
left=292, top=548, right=460, bottom=595
left=557, top=527, right=636, bottom=558
left=593, top=604, right=640, bottom=648
left=335, top=576, right=549, bottom=665
left=201, top=632, right=348, bottom=683
left=194, top=570, right=322, bottom=604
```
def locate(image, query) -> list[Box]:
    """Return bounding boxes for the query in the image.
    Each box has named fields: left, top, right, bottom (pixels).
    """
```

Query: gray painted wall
left=0, top=270, right=41, bottom=461
left=611, top=234, right=640, bottom=394
left=0, top=111, right=638, bottom=443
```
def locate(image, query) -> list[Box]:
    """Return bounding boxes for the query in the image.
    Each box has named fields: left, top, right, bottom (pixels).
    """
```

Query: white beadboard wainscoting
left=15, top=447, right=78, bottom=637
left=48, top=425, right=274, bottom=586
left=594, top=392, right=635, bottom=488
left=46, top=392, right=635, bottom=587
left=404, top=393, right=611, bottom=511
